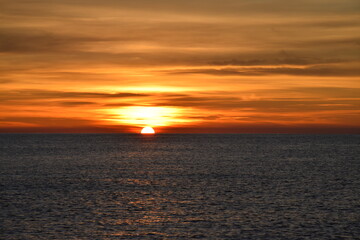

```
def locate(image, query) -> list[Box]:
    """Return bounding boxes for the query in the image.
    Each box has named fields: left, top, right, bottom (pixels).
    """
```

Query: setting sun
left=141, top=126, right=155, bottom=134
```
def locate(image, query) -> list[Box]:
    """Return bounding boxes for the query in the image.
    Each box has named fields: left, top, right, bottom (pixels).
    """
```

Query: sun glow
left=107, top=106, right=189, bottom=127
left=141, top=126, right=155, bottom=134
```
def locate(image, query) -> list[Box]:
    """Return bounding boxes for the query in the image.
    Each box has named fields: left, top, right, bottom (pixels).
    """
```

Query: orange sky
left=1, top=0, right=359, bottom=133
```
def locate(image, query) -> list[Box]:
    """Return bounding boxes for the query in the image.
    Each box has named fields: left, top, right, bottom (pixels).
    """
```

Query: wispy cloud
left=0, top=0, right=359, bottom=133
left=165, top=65, right=360, bottom=77
left=0, top=89, right=149, bottom=101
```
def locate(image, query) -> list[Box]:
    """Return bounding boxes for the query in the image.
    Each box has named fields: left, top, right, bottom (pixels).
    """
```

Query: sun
left=141, top=126, right=155, bottom=134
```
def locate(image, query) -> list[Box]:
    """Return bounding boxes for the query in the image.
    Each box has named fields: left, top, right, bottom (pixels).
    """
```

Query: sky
left=0, top=0, right=359, bottom=133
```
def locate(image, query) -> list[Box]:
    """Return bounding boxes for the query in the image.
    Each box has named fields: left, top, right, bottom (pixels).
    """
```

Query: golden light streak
left=105, top=106, right=192, bottom=127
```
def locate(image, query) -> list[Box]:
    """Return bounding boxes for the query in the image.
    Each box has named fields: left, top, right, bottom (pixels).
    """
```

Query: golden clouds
left=0, top=0, right=359, bottom=133
left=105, top=106, right=192, bottom=127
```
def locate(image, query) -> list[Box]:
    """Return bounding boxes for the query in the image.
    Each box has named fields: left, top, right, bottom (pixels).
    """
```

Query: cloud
left=147, top=88, right=360, bottom=113
left=188, top=114, right=223, bottom=120
left=166, top=65, right=360, bottom=77
left=155, top=98, right=359, bottom=112
left=0, top=28, right=133, bottom=53
left=0, top=116, right=131, bottom=133
left=4, top=0, right=357, bottom=17
left=0, top=89, right=149, bottom=102
left=160, top=123, right=360, bottom=134
left=1, top=0, right=358, bottom=69
left=0, top=79, right=13, bottom=84
left=56, top=101, right=98, bottom=106
left=0, top=28, right=81, bottom=53
left=283, top=87, right=360, bottom=98
left=0, top=0, right=359, bottom=133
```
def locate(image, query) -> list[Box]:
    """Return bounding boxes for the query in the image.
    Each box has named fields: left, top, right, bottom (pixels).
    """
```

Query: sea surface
left=1, top=134, right=359, bottom=239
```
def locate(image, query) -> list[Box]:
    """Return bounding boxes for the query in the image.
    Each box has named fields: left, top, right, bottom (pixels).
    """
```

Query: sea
left=1, top=134, right=359, bottom=239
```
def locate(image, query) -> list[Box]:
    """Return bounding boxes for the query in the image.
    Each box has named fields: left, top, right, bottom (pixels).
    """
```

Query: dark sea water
left=1, top=134, right=359, bottom=239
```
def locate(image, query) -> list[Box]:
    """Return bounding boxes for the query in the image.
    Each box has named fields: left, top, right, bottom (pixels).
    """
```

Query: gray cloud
left=167, top=65, right=360, bottom=77
left=0, top=0, right=359, bottom=133
left=3, top=0, right=357, bottom=17
left=155, top=98, right=359, bottom=112
left=188, top=115, right=223, bottom=120
left=286, top=87, right=360, bottom=98
left=0, top=79, right=13, bottom=84
left=0, top=28, right=132, bottom=53
left=1, top=0, right=358, bottom=68
left=148, top=87, right=360, bottom=112
left=0, top=116, right=130, bottom=133
left=56, top=101, right=98, bottom=106
left=0, top=89, right=149, bottom=102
